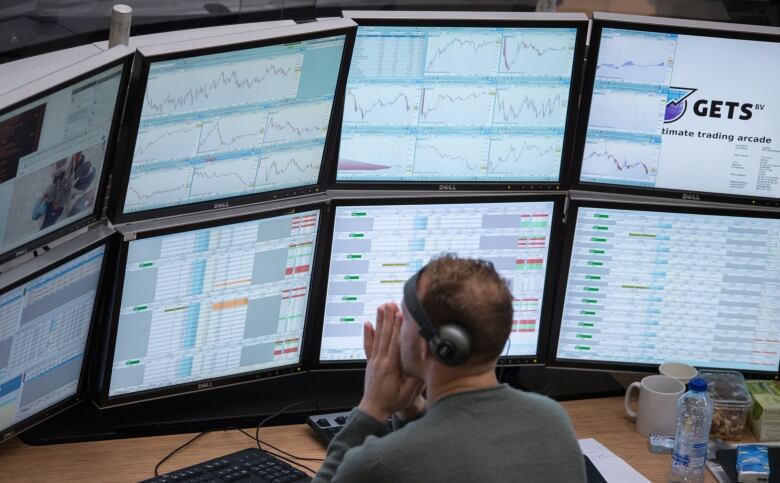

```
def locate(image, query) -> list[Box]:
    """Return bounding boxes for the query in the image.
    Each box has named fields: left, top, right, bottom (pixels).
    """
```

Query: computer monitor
left=574, top=12, right=780, bottom=208
left=314, top=195, right=564, bottom=367
left=332, top=11, right=587, bottom=190
left=112, top=19, right=356, bottom=223
left=549, top=199, right=780, bottom=377
left=0, top=48, right=132, bottom=265
left=97, top=205, right=325, bottom=406
left=0, top=234, right=112, bottom=443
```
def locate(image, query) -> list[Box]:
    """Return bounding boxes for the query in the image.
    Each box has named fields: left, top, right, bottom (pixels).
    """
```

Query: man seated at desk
left=314, top=255, right=586, bottom=483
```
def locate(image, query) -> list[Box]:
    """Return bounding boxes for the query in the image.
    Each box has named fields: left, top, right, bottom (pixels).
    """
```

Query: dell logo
left=197, top=382, right=214, bottom=389
left=213, top=202, right=230, bottom=209
left=438, top=184, right=457, bottom=191
left=682, top=193, right=701, bottom=201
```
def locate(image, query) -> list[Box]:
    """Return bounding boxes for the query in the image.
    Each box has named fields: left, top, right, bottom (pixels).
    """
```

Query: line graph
left=337, top=134, right=416, bottom=180
left=413, top=136, right=488, bottom=177
left=343, top=84, right=421, bottom=126
left=487, top=135, right=561, bottom=179
left=424, top=33, right=501, bottom=76
left=580, top=137, right=660, bottom=184
left=190, top=156, right=260, bottom=199
left=418, top=86, right=494, bottom=126
left=143, top=53, right=302, bottom=117
left=499, top=31, right=576, bottom=77
left=256, top=146, right=322, bottom=189
left=133, top=121, right=201, bottom=165
left=197, top=111, right=266, bottom=154
left=263, top=101, right=331, bottom=145
left=596, top=30, right=675, bottom=85
left=588, top=90, right=666, bottom=134
left=124, top=166, right=193, bottom=211
left=493, top=85, right=569, bottom=128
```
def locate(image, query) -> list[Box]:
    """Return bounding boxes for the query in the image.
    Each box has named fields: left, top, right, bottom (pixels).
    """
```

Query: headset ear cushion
left=436, top=324, right=472, bottom=366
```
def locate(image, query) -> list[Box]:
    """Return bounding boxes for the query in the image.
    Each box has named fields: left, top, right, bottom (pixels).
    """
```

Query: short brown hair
left=420, top=254, right=513, bottom=364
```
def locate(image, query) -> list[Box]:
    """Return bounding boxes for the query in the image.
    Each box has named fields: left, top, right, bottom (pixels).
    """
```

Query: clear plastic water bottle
left=669, top=377, right=713, bottom=482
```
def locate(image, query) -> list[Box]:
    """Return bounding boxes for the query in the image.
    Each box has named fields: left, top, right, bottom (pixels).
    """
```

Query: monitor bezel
left=547, top=198, right=780, bottom=379
left=96, top=202, right=328, bottom=408
left=327, top=13, right=589, bottom=193
left=309, top=193, right=566, bottom=369
left=109, top=23, right=357, bottom=224
left=0, top=234, right=116, bottom=444
left=571, top=13, right=780, bottom=210
left=0, top=52, right=132, bottom=266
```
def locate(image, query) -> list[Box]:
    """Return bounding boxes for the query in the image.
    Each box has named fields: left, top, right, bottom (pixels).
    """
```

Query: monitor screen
left=554, top=203, right=780, bottom=374
left=0, top=63, right=125, bottom=261
left=319, top=199, right=559, bottom=363
left=335, top=24, right=581, bottom=185
left=0, top=244, right=105, bottom=441
left=120, top=33, right=348, bottom=216
left=105, top=209, right=321, bottom=402
left=578, top=22, right=780, bottom=203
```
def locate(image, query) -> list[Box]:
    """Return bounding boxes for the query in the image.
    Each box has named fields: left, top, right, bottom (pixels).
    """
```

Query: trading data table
left=320, top=201, right=556, bottom=361
left=0, top=246, right=104, bottom=432
left=557, top=207, right=780, bottom=373
left=108, top=211, right=319, bottom=396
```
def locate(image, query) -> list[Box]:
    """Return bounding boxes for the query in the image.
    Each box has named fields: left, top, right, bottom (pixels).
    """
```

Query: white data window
left=581, top=28, right=780, bottom=200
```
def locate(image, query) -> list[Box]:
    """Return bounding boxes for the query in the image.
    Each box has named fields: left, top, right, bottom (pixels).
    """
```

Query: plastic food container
left=698, top=369, right=753, bottom=440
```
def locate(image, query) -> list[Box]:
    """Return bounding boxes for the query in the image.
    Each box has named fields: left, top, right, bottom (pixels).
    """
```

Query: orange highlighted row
left=212, top=298, right=248, bottom=311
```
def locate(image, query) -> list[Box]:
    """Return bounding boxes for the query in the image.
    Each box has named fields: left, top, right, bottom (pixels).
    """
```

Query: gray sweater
left=313, top=384, right=586, bottom=483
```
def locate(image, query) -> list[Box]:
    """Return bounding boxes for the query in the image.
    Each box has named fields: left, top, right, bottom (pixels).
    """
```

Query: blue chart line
left=424, top=34, right=501, bottom=76
left=419, top=87, right=494, bottom=126
left=263, top=101, right=331, bottom=144
left=143, top=54, right=302, bottom=117
left=257, top=146, right=322, bottom=188
left=197, top=112, right=266, bottom=154
left=133, top=121, right=201, bottom=164
left=580, top=138, right=660, bottom=184
left=343, top=84, right=421, bottom=125
left=487, top=136, right=561, bottom=178
left=190, top=156, right=259, bottom=198
left=493, top=86, right=568, bottom=127
left=588, top=90, right=665, bottom=134
left=499, top=33, right=575, bottom=77
left=125, top=167, right=193, bottom=210
left=596, top=30, right=675, bottom=85
left=413, top=136, right=487, bottom=176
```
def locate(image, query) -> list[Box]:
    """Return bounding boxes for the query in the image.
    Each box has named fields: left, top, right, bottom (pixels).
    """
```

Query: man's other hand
left=358, top=303, right=424, bottom=423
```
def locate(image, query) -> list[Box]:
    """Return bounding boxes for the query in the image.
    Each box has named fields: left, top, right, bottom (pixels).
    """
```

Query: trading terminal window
left=108, top=210, right=319, bottom=397
left=122, top=35, right=346, bottom=214
left=319, top=200, right=556, bottom=361
left=336, top=25, right=578, bottom=183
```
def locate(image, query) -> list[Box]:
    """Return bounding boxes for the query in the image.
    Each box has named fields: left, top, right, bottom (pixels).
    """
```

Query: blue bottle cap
left=689, top=377, right=708, bottom=392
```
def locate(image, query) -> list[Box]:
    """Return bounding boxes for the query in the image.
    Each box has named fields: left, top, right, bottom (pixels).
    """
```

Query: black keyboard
left=306, top=411, right=351, bottom=444
left=140, top=448, right=311, bottom=483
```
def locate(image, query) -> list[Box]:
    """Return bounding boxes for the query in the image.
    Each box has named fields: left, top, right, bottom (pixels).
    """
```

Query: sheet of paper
left=579, top=438, right=651, bottom=483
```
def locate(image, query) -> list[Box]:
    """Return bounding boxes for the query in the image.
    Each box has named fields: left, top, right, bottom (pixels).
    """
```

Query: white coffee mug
left=624, top=374, right=685, bottom=436
left=659, top=362, right=697, bottom=385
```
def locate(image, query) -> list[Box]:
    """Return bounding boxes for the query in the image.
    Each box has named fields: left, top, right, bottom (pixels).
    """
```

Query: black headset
left=403, top=269, right=472, bottom=366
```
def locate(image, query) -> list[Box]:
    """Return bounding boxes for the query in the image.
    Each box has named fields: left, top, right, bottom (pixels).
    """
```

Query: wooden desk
left=0, top=396, right=751, bottom=482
